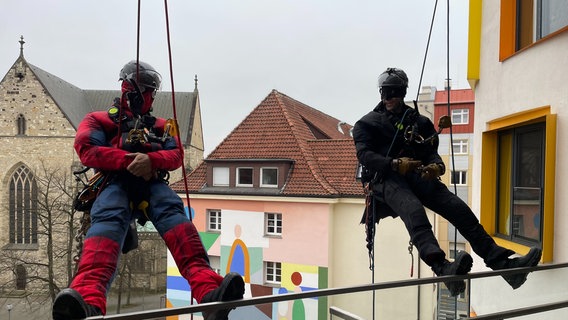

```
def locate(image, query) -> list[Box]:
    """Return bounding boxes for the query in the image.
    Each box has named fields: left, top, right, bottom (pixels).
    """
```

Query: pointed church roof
left=175, top=90, right=363, bottom=197
left=2, top=39, right=197, bottom=144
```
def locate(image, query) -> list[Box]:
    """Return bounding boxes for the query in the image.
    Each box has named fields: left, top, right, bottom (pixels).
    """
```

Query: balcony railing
left=88, top=262, right=568, bottom=320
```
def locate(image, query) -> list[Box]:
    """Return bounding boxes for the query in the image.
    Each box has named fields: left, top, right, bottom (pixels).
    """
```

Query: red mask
left=121, top=81, right=155, bottom=115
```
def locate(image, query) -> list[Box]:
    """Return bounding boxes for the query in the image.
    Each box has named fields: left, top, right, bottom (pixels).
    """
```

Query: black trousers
left=373, top=172, right=513, bottom=267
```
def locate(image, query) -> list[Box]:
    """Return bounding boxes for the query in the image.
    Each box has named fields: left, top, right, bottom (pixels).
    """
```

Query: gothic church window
left=17, top=114, right=26, bottom=135
left=9, top=165, right=38, bottom=245
left=16, top=264, right=27, bottom=290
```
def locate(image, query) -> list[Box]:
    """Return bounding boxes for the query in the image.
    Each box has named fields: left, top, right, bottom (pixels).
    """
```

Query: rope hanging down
left=134, top=0, right=193, bottom=221
left=364, top=1, right=466, bottom=319
left=133, top=1, right=197, bottom=318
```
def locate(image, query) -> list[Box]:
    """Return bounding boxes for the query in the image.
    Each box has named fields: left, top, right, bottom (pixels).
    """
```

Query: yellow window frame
left=480, top=106, right=556, bottom=262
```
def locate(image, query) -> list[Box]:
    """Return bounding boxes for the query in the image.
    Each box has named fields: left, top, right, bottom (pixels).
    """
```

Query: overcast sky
left=1, top=0, right=470, bottom=155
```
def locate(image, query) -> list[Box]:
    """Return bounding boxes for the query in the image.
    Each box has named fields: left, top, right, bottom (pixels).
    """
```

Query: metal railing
left=88, top=262, right=568, bottom=320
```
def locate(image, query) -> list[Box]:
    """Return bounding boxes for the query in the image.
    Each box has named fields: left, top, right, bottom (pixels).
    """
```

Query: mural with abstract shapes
left=166, top=208, right=328, bottom=320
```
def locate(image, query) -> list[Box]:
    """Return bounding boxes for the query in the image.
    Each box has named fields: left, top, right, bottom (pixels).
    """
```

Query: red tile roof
left=172, top=90, right=364, bottom=197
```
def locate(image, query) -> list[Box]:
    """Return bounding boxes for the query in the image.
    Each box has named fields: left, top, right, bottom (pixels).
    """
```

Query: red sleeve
left=74, top=112, right=183, bottom=172
left=74, top=112, right=132, bottom=171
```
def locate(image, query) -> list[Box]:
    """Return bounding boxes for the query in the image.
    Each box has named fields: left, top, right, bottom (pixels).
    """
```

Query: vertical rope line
left=163, top=0, right=193, bottom=222
left=443, top=1, right=462, bottom=318
left=163, top=1, right=195, bottom=316
left=136, top=0, right=141, bottom=81
left=415, top=0, right=439, bottom=102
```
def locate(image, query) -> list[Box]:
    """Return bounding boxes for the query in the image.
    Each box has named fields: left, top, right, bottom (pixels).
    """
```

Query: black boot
left=489, top=247, right=542, bottom=289
left=52, top=288, right=102, bottom=320
left=431, top=251, right=473, bottom=297
left=201, top=272, right=245, bottom=320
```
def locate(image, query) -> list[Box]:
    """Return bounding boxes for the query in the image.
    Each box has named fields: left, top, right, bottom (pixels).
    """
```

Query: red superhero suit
left=52, top=61, right=244, bottom=320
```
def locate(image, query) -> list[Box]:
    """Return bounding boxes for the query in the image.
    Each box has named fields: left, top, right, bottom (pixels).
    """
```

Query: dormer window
left=236, top=167, right=253, bottom=187
left=260, top=168, right=278, bottom=188
left=206, top=159, right=292, bottom=191
left=212, top=167, right=229, bottom=186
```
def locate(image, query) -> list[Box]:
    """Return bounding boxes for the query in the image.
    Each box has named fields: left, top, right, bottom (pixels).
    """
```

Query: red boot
left=69, top=236, right=121, bottom=315
left=163, top=222, right=226, bottom=302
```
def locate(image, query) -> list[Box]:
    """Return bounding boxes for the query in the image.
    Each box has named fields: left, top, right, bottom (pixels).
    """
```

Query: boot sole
left=504, top=247, right=542, bottom=289
left=203, top=272, right=245, bottom=320
left=445, top=251, right=473, bottom=297
left=52, top=288, right=88, bottom=320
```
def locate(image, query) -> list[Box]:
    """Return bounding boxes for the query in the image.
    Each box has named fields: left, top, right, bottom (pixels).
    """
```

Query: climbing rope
left=133, top=0, right=193, bottom=220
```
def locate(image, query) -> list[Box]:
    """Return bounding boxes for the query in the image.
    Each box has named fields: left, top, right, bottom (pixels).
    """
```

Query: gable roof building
left=168, top=90, right=439, bottom=320
left=174, top=89, right=360, bottom=197
left=1, top=38, right=203, bottom=169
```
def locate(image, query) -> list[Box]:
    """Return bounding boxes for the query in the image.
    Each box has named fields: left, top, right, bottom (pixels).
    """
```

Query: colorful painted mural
left=166, top=206, right=328, bottom=320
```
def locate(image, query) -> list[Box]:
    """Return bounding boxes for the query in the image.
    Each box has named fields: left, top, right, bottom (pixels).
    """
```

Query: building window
left=480, top=107, right=555, bottom=262
left=265, top=261, right=281, bottom=284
left=209, top=256, right=221, bottom=275
left=260, top=167, right=278, bottom=187
left=539, top=1, right=568, bottom=37
left=451, top=109, right=469, bottom=125
left=496, top=123, right=544, bottom=243
left=500, top=0, right=568, bottom=59
left=236, top=167, right=253, bottom=187
left=207, top=209, right=222, bottom=232
left=265, top=213, right=282, bottom=236
left=17, top=114, right=26, bottom=135
left=9, top=165, right=38, bottom=245
left=16, top=264, right=27, bottom=290
left=448, top=242, right=467, bottom=260
left=212, top=167, right=229, bottom=186
left=452, top=139, right=468, bottom=154
left=450, top=171, right=467, bottom=185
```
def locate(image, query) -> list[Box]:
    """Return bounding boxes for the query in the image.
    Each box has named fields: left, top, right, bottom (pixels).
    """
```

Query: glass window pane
left=540, top=0, right=568, bottom=37
left=237, top=168, right=253, bottom=185
left=261, top=168, right=278, bottom=186
left=212, top=167, right=229, bottom=186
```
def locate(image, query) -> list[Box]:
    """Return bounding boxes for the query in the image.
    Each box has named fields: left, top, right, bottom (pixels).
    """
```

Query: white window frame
left=265, top=212, right=282, bottom=236
left=451, top=109, right=469, bottom=125
left=212, top=167, right=229, bottom=186
left=207, top=209, right=222, bottom=232
left=236, top=167, right=253, bottom=187
left=452, top=139, right=469, bottom=155
left=208, top=256, right=221, bottom=275
left=450, top=170, right=467, bottom=185
left=265, top=261, right=281, bottom=285
left=260, top=167, right=278, bottom=188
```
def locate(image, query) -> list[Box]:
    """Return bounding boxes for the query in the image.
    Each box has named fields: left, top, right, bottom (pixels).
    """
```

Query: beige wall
left=329, top=200, right=437, bottom=320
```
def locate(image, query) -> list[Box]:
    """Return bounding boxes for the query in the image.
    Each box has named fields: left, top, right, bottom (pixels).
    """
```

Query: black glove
left=391, top=157, right=422, bottom=175
left=421, top=163, right=443, bottom=180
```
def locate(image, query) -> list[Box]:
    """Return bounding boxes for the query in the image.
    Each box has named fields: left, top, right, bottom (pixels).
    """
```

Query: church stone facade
left=0, top=39, right=204, bottom=297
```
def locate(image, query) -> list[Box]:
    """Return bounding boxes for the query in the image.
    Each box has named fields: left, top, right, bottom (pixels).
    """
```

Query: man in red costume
left=52, top=60, right=244, bottom=320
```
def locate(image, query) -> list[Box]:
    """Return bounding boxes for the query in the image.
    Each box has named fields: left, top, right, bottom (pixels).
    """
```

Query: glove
left=421, top=163, right=443, bottom=180
left=392, top=157, right=422, bottom=175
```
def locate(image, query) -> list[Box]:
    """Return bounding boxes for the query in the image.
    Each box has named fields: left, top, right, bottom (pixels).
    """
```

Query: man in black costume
left=352, top=67, right=541, bottom=296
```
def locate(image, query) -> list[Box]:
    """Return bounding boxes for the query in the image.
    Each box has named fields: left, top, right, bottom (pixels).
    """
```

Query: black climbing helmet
left=119, top=60, right=162, bottom=92
left=378, top=67, right=408, bottom=99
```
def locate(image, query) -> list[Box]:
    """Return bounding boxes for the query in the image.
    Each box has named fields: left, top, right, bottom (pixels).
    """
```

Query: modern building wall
left=468, top=1, right=568, bottom=318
